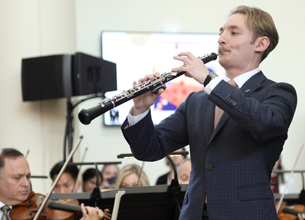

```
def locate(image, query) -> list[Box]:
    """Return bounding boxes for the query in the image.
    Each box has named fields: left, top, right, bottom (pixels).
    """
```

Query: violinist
left=0, top=148, right=31, bottom=218
left=50, top=161, right=81, bottom=193
left=0, top=148, right=105, bottom=220
left=298, top=212, right=305, bottom=220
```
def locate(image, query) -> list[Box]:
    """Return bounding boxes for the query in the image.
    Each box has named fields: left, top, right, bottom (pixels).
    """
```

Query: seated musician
left=100, top=164, right=119, bottom=189
left=50, top=161, right=81, bottom=193
left=298, top=213, right=305, bottom=220
left=82, top=168, right=103, bottom=192
left=114, top=164, right=149, bottom=189
left=0, top=148, right=104, bottom=219
left=177, top=158, right=191, bottom=184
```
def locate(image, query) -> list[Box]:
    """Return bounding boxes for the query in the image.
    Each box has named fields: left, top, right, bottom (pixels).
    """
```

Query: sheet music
left=111, top=190, right=125, bottom=220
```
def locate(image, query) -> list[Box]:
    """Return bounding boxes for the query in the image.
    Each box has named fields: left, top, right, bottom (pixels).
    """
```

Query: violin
left=9, top=191, right=112, bottom=220
left=276, top=200, right=305, bottom=220
left=10, top=137, right=111, bottom=219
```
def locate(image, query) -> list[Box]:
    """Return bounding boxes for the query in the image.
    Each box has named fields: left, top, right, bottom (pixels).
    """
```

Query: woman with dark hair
left=82, top=168, right=103, bottom=192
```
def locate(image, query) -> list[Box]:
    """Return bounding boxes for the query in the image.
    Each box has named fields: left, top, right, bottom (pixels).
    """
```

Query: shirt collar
left=0, top=201, right=12, bottom=209
left=225, top=67, right=260, bottom=88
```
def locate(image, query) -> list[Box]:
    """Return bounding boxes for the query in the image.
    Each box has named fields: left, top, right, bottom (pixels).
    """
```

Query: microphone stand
left=90, top=162, right=102, bottom=207
left=166, top=155, right=182, bottom=212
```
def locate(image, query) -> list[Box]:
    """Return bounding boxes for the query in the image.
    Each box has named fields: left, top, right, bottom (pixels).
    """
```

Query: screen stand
left=63, top=94, right=104, bottom=161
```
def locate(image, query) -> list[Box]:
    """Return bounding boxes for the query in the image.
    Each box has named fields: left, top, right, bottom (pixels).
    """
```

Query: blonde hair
left=114, top=164, right=150, bottom=189
left=230, top=5, right=279, bottom=62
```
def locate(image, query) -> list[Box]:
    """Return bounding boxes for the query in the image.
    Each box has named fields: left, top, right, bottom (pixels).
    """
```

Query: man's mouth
left=219, top=49, right=230, bottom=53
left=18, top=190, right=29, bottom=195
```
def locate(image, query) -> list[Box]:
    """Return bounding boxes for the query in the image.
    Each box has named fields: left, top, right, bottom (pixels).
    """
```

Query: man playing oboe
left=121, top=5, right=297, bottom=220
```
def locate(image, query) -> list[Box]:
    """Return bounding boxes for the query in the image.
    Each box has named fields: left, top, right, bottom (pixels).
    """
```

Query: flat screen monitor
left=101, top=31, right=224, bottom=126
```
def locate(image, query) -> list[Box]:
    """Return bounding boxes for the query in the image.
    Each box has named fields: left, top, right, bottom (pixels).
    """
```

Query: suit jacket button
left=206, top=164, right=213, bottom=170
left=230, top=100, right=236, bottom=106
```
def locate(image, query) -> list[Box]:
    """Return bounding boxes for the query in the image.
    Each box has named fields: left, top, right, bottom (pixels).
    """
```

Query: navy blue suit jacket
left=122, top=72, right=297, bottom=220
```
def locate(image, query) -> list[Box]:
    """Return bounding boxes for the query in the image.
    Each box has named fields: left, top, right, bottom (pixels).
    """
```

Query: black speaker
left=21, top=53, right=117, bottom=101
left=22, top=54, right=73, bottom=101
left=72, top=52, right=117, bottom=96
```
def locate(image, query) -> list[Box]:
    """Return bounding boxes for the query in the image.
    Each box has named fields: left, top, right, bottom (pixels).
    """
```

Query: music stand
left=114, top=185, right=187, bottom=220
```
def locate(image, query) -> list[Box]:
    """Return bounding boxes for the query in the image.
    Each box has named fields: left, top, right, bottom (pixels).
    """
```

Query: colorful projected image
left=102, top=32, right=224, bottom=126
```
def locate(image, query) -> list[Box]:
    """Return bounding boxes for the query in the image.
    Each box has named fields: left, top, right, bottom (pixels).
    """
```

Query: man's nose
left=218, top=33, right=226, bottom=45
left=21, top=177, right=30, bottom=187
left=54, top=187, right=67, bottom=193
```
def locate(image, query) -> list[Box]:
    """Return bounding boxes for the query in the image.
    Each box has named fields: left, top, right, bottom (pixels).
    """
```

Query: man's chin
left=17, top=191, right=30, bottom=201
left=219, top=58, right=226, bottom=68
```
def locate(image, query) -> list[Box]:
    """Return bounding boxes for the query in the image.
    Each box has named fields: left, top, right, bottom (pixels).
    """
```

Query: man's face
left=218, top=13, right=257, bottom=72
left=53, top=173, right=76, bottom=193
left=0, top=157, right=31, bottom=205
left=178, top=160, right=191, bottom=184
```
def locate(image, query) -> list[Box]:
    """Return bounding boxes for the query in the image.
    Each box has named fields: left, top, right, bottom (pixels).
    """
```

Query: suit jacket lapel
left=239, top=71, right=266, bottom=96
left=207, top=71, right=267, bottom=144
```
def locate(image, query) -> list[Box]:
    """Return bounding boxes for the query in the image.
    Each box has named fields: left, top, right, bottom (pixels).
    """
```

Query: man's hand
left=80, top=203, right=104, bottom=220
left=132, top=72, right=164, bottom=116
left=298, top=212, right=305, bottom=220
left=172, top=52, right=209, bottom=84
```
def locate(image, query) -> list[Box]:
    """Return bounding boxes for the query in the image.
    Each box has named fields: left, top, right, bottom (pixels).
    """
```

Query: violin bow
left=25, top=149, right=30, bottom=159
left=33, top=135, right=84, bottom=220
left=73, top=147, right=88, bottom=193
left=276, top=143, right=304, bottom=213
left=137, top=161, right=145, bottom=186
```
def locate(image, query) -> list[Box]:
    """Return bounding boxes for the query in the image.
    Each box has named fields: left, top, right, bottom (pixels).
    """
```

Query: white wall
left=0, top=0, right=304, bottom=194
left=0, top=0, right=77, bottom=193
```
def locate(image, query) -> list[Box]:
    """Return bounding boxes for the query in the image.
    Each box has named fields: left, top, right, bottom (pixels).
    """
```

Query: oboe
left=78, top=52, right=219, bottom=125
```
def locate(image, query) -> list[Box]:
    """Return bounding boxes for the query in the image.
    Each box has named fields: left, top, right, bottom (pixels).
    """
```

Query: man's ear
left=254, top=36, right=270, bottom=52
left=76, top=180, right=81, bottom=191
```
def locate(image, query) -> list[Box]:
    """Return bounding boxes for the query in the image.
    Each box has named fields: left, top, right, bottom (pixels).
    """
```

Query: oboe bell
left=78, top=52, right=219, bottom=125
